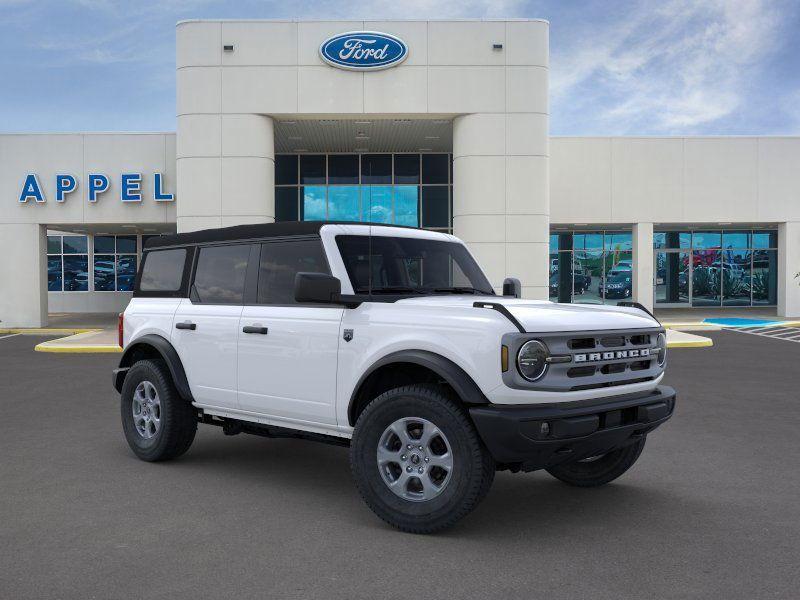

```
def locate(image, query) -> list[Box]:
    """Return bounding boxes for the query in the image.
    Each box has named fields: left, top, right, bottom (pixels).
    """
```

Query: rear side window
left=193, top=245, right=250, bottom=304
left=139, top=249, right=187, bottom=292
left=258, top=240, right=329, bottom=304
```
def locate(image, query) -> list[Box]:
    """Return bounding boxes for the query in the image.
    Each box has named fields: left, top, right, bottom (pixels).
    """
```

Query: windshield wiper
left=354, top=286, right=430, bottom=295
left=432, top=287, right=492, bottom=295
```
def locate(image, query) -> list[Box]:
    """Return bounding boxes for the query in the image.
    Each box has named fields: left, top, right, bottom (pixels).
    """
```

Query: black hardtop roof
left=144, top=221, right=421, bottom=250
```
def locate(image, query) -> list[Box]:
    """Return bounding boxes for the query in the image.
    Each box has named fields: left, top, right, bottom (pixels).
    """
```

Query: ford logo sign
left=319, top=31, right=408, bottom=71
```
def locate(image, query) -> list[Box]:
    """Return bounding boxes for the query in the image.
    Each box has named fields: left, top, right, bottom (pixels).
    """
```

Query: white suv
left=114, top=222, right=675, bottom=533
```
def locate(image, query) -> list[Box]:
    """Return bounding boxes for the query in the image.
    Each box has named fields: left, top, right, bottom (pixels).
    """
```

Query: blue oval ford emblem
left=319, top=31, right=408, bottom=71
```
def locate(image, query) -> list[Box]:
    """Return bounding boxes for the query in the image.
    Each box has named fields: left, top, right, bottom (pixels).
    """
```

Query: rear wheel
left=350, top=385, right=494, bottom=534
left=120, top=359, right=197, bottom=462
left=546, top=437, right=646, bottom=487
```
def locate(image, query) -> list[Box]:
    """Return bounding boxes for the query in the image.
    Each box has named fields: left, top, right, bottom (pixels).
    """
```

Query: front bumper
left=469, top=385, right=676, bottom=472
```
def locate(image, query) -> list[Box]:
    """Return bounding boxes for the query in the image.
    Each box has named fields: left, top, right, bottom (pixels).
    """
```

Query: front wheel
left=546, top=437, right=646, bottom=487
left=120, top=359, right=197, bottom=462
left=350, top=385, right=495, bottom=534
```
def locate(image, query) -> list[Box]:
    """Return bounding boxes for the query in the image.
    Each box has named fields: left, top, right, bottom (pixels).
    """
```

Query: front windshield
left=336, top=235, right=494, bottom=295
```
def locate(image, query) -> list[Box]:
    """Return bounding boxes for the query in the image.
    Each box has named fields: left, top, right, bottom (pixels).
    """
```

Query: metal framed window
left=47, top=235, right=89, bottom=292
left=93, top=235, right=138, bottom=292
left=274, top=153, right=453, bottom=234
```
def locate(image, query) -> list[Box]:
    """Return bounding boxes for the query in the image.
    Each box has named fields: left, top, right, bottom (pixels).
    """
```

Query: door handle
left=242, top=326, right=268, bottom=335
left=175, top=322, right=196, bottom=330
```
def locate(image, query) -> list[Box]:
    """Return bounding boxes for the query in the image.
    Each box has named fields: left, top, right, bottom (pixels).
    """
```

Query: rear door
left=172, top=243, right=254, bottom=410
left=237, top=238, right=343, bottom=425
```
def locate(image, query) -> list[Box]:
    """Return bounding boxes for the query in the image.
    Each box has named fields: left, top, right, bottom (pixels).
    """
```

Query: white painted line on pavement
left=0, top=333, right=21, bottom=341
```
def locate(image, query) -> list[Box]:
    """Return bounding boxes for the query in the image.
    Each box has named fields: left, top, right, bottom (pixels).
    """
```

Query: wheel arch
left=348, top=350, right=489, bottom=426
left=114, top=334, right=193, bottom=402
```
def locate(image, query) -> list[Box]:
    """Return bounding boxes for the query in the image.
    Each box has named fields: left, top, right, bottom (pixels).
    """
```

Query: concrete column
left=177, top=114, right=275, bottom=233
left=453, top=113, right=549, bottom=299
left=0, top=224, right=47, bottom=327
left=632, top=222, right=654, bottom=312
left=778, top=221, right=800, bottom=318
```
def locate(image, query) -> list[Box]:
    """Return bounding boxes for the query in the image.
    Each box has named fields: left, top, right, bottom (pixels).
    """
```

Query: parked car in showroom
left=113, top=222, right=674, bottom=533
left=599, top=272, right=633, bottom=299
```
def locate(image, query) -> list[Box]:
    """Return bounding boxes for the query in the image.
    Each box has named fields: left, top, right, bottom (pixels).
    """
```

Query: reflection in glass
left=63, top=255, right=89, bottom=291
left=328, top=155, right=359, bottom=184
left=94, top=236, right=115, bottom=254
left=421, top=187, right=448, bottom=228
left=722, top=231, right=750, bottom=249
left=275, top=155, right=298, bottom=185
left=573, top=251, right=602, bottom=304
left=117, top=256, right=137, bottom=292
left=363, top=186, right=392, bottom=223
left=394, top=154, right=420, bottom=184
left=63, top=236, right=88, bottom=254
left=361, top=154, right=392, bottom=184
left=721, top=249, right=751, bottom=306
left=300, top=155, right=325, bottom=184
left=275, top=187, right=298, bottom=222
left=692, top=231, right=721, bottom=249
left=94, top=255, right=116, bottom=291
left=394, top=186, right=419, bottom=227
left=655, top=251, right=690, bottom=305
left=603, top=250, right=633, bottom=305
left=116, top=236, right=137, bottom=254
left=47, top=235, right=61, bottom=254
left=692, top=250, right=721, bottom=306
left=574, top=233, right=603, bottom=250
left=48, top=256, right=62, bottom=291
left=548, top=253, right=559, bottom=299
left=604, top=232, right=632, bottom=251
left=421, top=154, right=449, bottom=184
left=752, top=231, right=778, bottom=249
left=327, top=186, right=360, bottom=221
left=752, top=249, right=777, bottom=305
left=654, top=231, right=691, bottom=249
left=302, top=186, right=326, bottom=221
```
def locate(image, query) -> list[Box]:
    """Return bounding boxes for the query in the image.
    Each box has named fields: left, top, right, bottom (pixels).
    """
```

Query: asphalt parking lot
left=1, top=331, right=799, bottom=599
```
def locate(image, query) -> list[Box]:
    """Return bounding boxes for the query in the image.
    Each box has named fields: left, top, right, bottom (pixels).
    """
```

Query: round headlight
left=517, top=340, right=549, bottom=381
left=656, top=332, right=667, bottom=367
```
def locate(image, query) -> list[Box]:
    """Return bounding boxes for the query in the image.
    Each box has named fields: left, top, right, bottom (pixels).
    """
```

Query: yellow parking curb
left=0, top=328, right=100, bottom=335
left=667, top=338, right=714, bottom=348
left=34, top=343, right=122, bottom=353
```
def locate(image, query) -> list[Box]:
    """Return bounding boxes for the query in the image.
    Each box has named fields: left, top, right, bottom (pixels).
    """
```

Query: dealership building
left=1, top=18, right=799, bottom=327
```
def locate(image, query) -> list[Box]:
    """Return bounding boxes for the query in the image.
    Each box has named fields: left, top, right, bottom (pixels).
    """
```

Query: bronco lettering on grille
left=574, top=348, right=650, bottom=363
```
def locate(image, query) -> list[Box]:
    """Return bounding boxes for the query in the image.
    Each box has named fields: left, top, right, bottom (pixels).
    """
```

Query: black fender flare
left=348, top=349, right=489, bottom=426
left=113, top=334, right=193, bottom=401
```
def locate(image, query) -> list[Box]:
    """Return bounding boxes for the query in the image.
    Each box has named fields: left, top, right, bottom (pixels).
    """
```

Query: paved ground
left=1, top=332, right=798, bottom=600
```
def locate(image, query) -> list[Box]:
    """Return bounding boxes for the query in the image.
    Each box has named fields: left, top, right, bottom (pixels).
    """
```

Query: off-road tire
left=546, top=437, right=646, bottom=487
left=120, top=359, right=197, bottom=462
left=350, top=384, right=495, bottom=534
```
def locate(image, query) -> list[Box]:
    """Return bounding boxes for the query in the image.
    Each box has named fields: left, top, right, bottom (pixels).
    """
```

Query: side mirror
left=295, top=272, right=342, bottom=304
left=502, top=277, right=521, bottom=298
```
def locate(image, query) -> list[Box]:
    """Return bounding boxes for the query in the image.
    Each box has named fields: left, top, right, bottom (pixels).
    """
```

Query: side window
left=193, top=245, right=250, bottom=304
left=139, top=248, right=187, bottom=292
left=257, top=240, right=329, bottom=305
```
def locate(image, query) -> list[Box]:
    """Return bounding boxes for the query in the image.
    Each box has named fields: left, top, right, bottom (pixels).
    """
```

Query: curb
left=666, top=338, right=713, bottom=348
left=34, top=343, right=122, bottom=354
left=0, top=328, right=100, bottom=335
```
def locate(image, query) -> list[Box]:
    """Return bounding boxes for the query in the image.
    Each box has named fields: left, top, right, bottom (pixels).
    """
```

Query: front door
left=237, top=238, right=343, bottom=426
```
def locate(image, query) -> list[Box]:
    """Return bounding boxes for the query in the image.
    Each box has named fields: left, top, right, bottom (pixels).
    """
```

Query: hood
left=396, top=296, right=659, bottom=333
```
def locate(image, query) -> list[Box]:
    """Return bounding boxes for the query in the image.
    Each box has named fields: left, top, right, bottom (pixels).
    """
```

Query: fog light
left=540, top=422, right=550, bottom=436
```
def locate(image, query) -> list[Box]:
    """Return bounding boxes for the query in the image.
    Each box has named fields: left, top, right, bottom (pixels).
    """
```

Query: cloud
left=551, top=0, right=793, bottom=134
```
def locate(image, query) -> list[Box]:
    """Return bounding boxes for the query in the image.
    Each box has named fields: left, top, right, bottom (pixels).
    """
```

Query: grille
left=503, top=327, right=664, bottom=392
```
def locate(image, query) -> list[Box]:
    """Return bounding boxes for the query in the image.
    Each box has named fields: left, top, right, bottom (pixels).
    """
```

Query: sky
left=0, top=0, right=798, bottom=135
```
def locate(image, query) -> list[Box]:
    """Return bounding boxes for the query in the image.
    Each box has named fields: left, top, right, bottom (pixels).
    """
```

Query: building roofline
left=176, top=18, right=549, bottom=26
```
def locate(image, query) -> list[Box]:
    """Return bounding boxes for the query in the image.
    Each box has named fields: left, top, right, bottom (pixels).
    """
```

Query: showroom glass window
left=94, top=235, right=138, bottom=292
left=548, top=231, right=633, bottom=305
left=654, top=229, right=777, bottom=307
left=47, top=235, right=89, bottom=292
left=274, top=153, right=453, bottom=233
